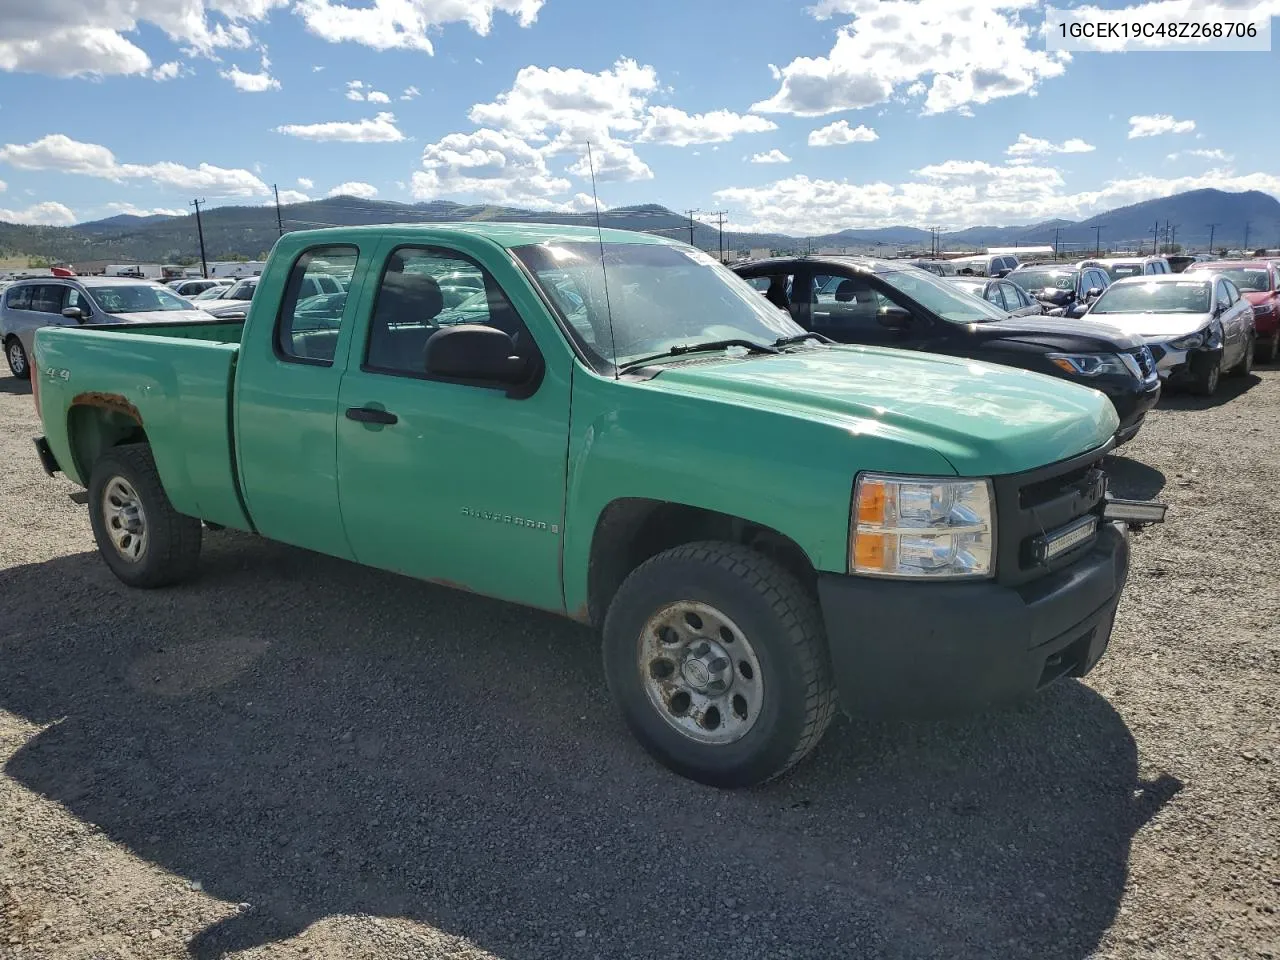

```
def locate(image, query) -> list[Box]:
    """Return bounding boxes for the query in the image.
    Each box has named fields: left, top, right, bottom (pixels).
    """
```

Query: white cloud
left=635, top=107, right=776, bottom=146
left=295, top=0, right=544, bottom=53
left=470, top=58, right=658, bottom=141
left=808, top=120, right=879, bottom=146
left=559, top=135, right=653, bottom=183
left=312, top=64, right=324, bottom=71
left=1168, top=148, right=1232, bottom=162
left=753, top=0, right=1068, bottom=117
left=276, top=188, right=310, bottom=203
left=0, top=180, right=6, bottom=192
left=1005, top=133, right=1096, bottom=157
left=327, top=180, right=378, bottom=198
left=151, top=60, right=182, bottom=81
left=104, top=202, right=186, bottom=217
left=274, top=111, right=405, bottom=142
left=412, top=128, right=571, bottom=206
left=0, top=0, right=285, bottom=78
left=567, top=192, right=607, bottom=212
left=401, top=85, right=420, bottom=100
left=366, top=90, right=391, bottom=103
left=0, top=133, right=270, bottom=196
left=750, top=149, right=791, bottom=164
left=297, top=177, right=314, bottom=189
left=0, top=201, right=77, bottom=226
left=1128, top=114, right=1196, bottom=138
left=220, top=54, right=279, bottom=92
left=715, top=163, right=1280, bottom=235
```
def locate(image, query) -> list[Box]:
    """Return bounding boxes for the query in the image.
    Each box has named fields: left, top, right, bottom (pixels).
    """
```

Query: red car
left=1185, top=260, right=1280, bottom=363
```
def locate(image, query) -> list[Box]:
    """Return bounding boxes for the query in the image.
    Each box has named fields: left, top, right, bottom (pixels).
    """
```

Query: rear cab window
left=5, top=285, right=32, bottom=310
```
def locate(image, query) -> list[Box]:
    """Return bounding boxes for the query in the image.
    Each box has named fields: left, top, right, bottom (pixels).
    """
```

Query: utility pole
left=1207, top=222, right=1219, bottom=255
left=1169, top=223, right=1179, bottom=253
left=1151, top=220, right=1160, bottom=256
left=930, top=225, right=942, bottom=259
left=190, top=198, right=208, bottom=279
left=685, top=209, right=699, bottom=247
left=1093, top=224, right=1104, bottom=257
left=1053, top=227, right=1061, bottom=260
left=1243, top=220, right=1252, bottom=252
left=704, top=210, right=728, bottom=263
left=273, top=184, right=284, bottom=238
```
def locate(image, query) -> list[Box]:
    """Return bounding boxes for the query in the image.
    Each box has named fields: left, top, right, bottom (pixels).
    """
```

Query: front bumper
left=1150, top=342, right=1222, bottom=385
left=1107, top=375, right=1160, bottom=441
left=816, top=521, right=1130, bottom=717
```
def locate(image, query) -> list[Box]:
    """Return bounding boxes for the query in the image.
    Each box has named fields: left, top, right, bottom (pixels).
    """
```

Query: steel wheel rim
left=102, top=476, right=148, bottom=562
left=637, top=600, right=764, bottom=745
left=7, top=342, right=24, bottom=374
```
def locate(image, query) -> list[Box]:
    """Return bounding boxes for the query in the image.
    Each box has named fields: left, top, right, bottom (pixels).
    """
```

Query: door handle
left=345, top=406, right=398, bottom=425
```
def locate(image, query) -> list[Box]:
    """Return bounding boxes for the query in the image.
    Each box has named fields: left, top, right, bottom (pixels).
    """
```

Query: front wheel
left=5, top=337, right=30, bottom=380
left=602, top=542, right=836, bottom=787
left=88, top=443, right=202, bottom=588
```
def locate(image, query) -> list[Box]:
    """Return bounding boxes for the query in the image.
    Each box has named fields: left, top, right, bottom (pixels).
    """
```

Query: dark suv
left=734, top=256, right=1161, bottom=444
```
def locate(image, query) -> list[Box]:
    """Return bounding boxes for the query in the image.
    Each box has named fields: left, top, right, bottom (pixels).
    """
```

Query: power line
left=190, top=198, right=208, bottom=279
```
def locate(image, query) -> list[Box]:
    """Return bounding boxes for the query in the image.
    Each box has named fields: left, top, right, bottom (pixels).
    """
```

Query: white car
left=1, top=277, right=209, bottom=379
left=1083, top=273, right=1256, bottom=396
left=168, top=277, right=231, bottom=298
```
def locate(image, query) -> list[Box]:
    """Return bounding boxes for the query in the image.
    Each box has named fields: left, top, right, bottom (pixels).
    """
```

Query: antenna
left=586, top=142, right=619, bottom=380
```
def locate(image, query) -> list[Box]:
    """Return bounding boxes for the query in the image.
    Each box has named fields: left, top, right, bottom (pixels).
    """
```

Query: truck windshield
left=1009, top=270, right=1075, bottom=292
left=512, top=241, right=802, bottom=368
left=90, top=285, right=194, bottom=314
left=1091, top=281, right=1210, bottom=314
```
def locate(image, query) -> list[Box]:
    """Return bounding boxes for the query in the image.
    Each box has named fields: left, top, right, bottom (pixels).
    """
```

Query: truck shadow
left=0, top=538, right=1180, bottom=960
left=0, top=375, right=32, bottom=395
left=1103, top=455, right=1167, bottom=501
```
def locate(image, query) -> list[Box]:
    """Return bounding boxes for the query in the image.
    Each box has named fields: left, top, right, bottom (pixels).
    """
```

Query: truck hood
left=1080, top=311, right=1211, bottom=340
left=651, top=345, right=1117, bottom=476
left=979, top=315, right=1145, bottom=351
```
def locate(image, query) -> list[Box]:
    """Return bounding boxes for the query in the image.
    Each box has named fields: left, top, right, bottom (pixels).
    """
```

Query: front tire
left=5, top=337, right=30, bottom=380
left=88, top=443, right=202, bottom=588
left=602, top=541, right=836, bottom=788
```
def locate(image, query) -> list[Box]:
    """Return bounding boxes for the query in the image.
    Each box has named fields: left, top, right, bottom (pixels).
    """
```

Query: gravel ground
left=1, top=364, right=1277, bottom=960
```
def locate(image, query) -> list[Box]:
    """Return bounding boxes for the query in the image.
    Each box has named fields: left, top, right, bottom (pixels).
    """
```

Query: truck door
left=234, top=243, right=364, bottom=558
left=334, top=241, right=570, bottom=612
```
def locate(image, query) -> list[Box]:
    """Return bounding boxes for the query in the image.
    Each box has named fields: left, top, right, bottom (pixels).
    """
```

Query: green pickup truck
left=31, top=223, right=1159, bottom=787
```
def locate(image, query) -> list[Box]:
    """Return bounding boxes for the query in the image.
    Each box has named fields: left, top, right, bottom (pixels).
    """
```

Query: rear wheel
left=1231, top=333, right=1255, bottom=377
left=1191, top=356, right=1221, bottom=396
left=5, top=337, right=30, bottom=380
left=602, top=541, right=836, bottom=787
left=88, top=443, right=202, bottom=588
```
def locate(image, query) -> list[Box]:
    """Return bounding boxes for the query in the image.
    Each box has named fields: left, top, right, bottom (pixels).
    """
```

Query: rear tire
left=1191, top=356, right=1220, bottom=396
left=88, top=443, right=202, bottom=588
left=5, top=337, right=30, bottom=380
left=1256, top=334, right=1277, bottom=365
left=602, top=541, right=836, bottom=788
left=1230, top=334, right=1255, bottom=376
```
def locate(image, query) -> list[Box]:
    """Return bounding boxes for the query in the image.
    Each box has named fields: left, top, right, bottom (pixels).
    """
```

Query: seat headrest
left=381, top=271, right=443, bottom=321
left=834, top=279, right=858, bottom=302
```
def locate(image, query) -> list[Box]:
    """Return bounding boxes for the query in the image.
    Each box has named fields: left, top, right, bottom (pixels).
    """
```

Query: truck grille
left=992, top=445, right=1110, bottom=586
left=1147, top=343, right=1167, bottom=366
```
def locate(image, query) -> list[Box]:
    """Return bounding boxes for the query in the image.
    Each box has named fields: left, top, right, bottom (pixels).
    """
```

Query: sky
left=0, top=0, right=1278, bottom=234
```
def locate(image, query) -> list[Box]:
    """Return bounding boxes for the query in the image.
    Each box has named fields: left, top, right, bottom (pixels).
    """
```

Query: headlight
left=1169, top=330, right=1206, bottom=350
left=1253, top=303, right=1275, bottom=315
left=1047, top=352, right=1134, bottom=378
left=851, top=474, right=995, bottom=580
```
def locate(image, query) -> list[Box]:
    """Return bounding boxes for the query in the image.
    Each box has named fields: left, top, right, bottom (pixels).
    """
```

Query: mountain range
left=2, top=188, right=1277, bottom=266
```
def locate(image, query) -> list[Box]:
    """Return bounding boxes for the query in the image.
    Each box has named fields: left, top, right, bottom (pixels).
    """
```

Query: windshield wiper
left=773, top=332, right=832, bottom=347
left=617, top=338, right=779, bottom=371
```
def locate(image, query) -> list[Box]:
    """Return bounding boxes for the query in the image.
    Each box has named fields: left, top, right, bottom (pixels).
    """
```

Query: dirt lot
left=1, top=364, right=1277, bottom=960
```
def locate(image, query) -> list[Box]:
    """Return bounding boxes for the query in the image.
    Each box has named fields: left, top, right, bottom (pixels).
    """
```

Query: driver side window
left=810, top=273, right=893, bottom=335
left=364, top=246, right=532, bottom=378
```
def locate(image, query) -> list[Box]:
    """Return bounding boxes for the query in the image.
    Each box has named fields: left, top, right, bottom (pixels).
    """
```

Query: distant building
left=748, top=247, right=773, bottom=260
left=207, top=260, right=267, bottom=278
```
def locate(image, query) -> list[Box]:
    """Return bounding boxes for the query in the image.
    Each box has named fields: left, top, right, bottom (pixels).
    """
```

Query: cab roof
left=736, top=255, right=897, bottom=275
left=281, top=221, right=680, bottom=250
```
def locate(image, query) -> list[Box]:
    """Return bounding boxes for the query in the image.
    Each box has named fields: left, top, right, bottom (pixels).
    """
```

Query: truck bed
left=35, top=320, right=251, bottom=531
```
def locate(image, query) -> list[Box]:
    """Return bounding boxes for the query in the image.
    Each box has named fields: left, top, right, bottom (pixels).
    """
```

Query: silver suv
left=1, top=277, right=207, bottom=379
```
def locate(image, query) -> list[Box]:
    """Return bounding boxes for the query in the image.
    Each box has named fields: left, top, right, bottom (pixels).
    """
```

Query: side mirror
left=876, top=306, right=913, bottom=330
left=61, top=306, right=85, bottom=322
left=1086, top=287, right=1103, bottom=301
left=425, top=324, right=527, bottom=383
